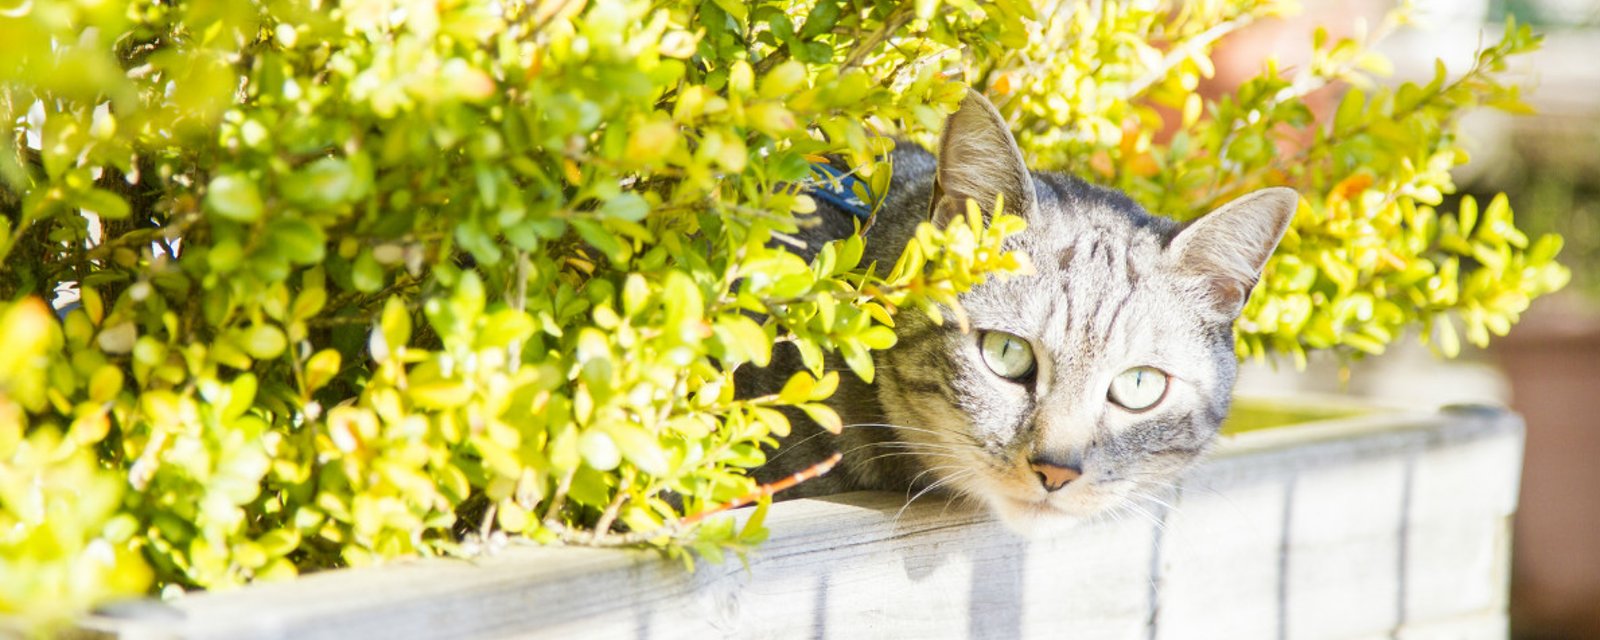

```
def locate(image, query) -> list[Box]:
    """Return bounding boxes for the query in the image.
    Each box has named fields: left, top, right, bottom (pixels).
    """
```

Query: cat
left=742, top=91, right=1297, bottom=534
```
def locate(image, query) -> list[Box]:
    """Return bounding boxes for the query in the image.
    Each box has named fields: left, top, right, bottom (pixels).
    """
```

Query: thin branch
left=539, top=452, right=844, bottom=547
left=589, top=475, right=632, bottom=541
left=681, top=452, right=841, bottom=525
left=541, top=468, right=575, bottom=523
left=841, top=6, right=916, bottom=70
left=1121, top=14, right=1257, bottom=100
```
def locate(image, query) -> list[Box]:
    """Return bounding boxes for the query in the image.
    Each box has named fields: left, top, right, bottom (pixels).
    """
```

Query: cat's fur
left=743, top=92, right=1297, bottom=533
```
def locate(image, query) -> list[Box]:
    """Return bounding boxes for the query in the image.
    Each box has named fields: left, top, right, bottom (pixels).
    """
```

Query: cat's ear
left=931, top=91, right=1036, bottom=226
left=1168, top=187, right=1299, bottom=315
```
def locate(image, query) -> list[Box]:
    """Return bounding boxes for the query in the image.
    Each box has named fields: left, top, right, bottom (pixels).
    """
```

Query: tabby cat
left=743, top=91, right=1297, bottom=533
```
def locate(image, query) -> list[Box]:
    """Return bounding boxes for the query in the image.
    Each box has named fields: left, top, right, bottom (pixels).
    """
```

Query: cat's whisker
left=761, top=429, right=835, bottom=464
left=894, top=469, right=975, bottom=527
left=840, top=439, right=971, bottom=460
left=1099, top=502, right=1130, bottom=527
left=843, top=422, right=987, bottom=448
left=868, top=441, right=981, bottom=456
left=854, top=450, right=964, bottom=469
left=841, top=422, right=947, bottom=436
left=1118, top=496, right=1170, bottom=533
left=1139, top=494, right=1180, bottom=514
left=1123, top=487, right=1180, bottom=513
left=904, top=464, right=970, bottom=495
left=1122, top=478, right=1202, bottom=516
left=935, top=485, right=983, bottom=520
left=1101, top=500, right=1161, bottom=532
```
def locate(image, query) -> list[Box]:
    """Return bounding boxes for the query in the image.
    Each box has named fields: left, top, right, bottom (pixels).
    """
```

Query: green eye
left=1108, top=366, right=1168, bottom=411
left=980, top=331, right=1035, bottom=380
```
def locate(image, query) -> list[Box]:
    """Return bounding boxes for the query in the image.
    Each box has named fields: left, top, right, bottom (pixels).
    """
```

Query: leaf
left=573, top=219, right=626, bottom=262
left=352, top=251, right=384, bottom=293
left=225, top=373, right=258, bottom=421
left=715, top=315, right=771, bottom=367
left=88, top=365, right=124, bottom=403
left=376, top=297, right=411, bottom=360
left=284, top=157, right=357, bottom=208
left=1457, top=195, right=1478, bottom=238
left=97, top=322, right=137, bottom=354
left=625, top=121, right=679, bottom=164
left=81, top=286, right=104, bottom=325
left=710, top=0, right=747, bottom=22
left=478, top=309, right=536, bottom=349
left=580, top=429, right=621, bottom=471
left=750, top=407, right=791, bottom=438
left=303, top=349, right=341, bottom=392
left=292, top=286, right=327, bottom=321
left=606, top=424, right=669, bottom=476
left=739, top=500, right=771, bottom=544
left=760, top=61, right=807, bottom=99
left=794, top=338, right=824, bottom=375
left=798, top=403, right=842, bottom=434
left=206, top=174, right=264, bottom=222
left=410, top=382, right=473, bottom=409
left=271, top=218, right=328, bottom=265
left=839, top=340, right=874, bottom=384
left=858, top=325, right=897, bottom=350
left=1333, top=88, right=1364, bottom=136
left=1528, top=234, right=1563, bottom=264
left=77, top=188, right=131, bottom=220
left=601, top=193, right=650, bottom=222
left=798, top=0, right=839, bottom=39
left=811, top=371, right=839, bottom=400
left=622, top=273, right=651, bottom=316
left=777, top=371, right=815, bottom=404
left=243, top=324, right=287, bottom=360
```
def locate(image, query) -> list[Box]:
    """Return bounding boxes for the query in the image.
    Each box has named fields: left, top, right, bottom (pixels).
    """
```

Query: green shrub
left=0, top=0, right=1568, bottom=632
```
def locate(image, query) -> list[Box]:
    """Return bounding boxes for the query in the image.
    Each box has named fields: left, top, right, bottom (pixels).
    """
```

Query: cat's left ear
left=931, top=91, right=1037, bottom=226
left=1168, top=187, right=1299, bottom=316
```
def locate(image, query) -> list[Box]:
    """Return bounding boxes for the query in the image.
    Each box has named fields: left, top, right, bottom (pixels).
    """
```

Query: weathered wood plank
left=79, top=405, right=1523, bottom=640
left=1153, top=474, right=1289, bottom=640
left=1283, top=456, right=1407, bottom=640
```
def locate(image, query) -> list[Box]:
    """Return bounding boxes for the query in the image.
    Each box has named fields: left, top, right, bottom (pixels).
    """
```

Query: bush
left=0, top=0, right=1568, bottom=631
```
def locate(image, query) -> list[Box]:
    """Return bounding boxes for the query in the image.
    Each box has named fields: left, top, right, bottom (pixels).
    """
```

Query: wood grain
left=77, top=405, right=1523, bottom=640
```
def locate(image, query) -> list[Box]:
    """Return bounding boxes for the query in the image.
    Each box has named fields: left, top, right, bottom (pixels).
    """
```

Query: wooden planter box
left=81, top=402, right=1522, bottom=640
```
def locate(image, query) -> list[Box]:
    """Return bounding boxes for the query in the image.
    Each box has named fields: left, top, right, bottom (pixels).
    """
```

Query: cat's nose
left=1029, top=459, right=1081, bottom=492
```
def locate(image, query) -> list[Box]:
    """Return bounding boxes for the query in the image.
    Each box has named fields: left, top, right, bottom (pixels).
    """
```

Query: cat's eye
left=980, top=331, right=1035, bottom=381
left=1108, top=366, right=1168, bottom=411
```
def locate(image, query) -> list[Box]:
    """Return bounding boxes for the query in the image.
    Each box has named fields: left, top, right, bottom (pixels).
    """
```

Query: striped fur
left=746, top=93, right=1296, bottom=534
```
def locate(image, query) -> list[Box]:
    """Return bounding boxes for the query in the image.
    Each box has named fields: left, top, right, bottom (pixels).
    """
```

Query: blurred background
left=1222, top=0, right=1600, bottom=637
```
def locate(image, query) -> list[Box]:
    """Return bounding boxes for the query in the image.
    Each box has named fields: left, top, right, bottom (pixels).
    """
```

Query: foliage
left=0, top=0, right=1565, bottom=632
left=1466, top=130, right=1600, bottom=301
left=974, top=3, right=1567, bottom=363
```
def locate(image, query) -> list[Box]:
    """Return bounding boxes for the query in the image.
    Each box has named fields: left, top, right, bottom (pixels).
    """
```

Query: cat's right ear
left=931, top=91, right=1036, bottom=226
left=1168, top=187, right=1299, bottom=316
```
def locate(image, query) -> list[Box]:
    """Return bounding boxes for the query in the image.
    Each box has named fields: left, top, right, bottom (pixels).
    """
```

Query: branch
left=1121, top=14, right=1258, bottom=100
left=841, top=6, right=916, bottom=70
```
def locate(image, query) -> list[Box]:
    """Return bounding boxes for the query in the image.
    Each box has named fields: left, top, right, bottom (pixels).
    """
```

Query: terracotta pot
left=1493, top=295, right=1600, bottom=639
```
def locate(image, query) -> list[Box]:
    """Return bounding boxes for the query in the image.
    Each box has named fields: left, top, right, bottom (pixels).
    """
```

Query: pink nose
left=1030, top=461, right=1081, bottom=492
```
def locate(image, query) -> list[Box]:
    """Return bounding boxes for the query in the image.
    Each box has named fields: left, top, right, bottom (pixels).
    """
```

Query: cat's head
left=878, top=92, right=1297, bottom=533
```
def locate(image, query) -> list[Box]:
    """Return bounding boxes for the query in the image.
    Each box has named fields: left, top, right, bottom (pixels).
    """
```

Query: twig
left=589, top=475, right=631, bottom=542
left=539, top=452, right=844, bottom=546
left=681, top=452, right=842, bottom=525
left=541, top=468, right=575, bottom=524
left=753, top=45, right=791, bottom=76
left=841, top=6, right=915, bottom=70
left=1121, top=15, right=1257, bottom=100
